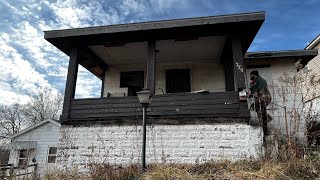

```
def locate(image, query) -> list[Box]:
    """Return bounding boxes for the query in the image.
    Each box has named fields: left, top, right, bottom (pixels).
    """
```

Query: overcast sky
left=0, top=0, right=319, bottom=105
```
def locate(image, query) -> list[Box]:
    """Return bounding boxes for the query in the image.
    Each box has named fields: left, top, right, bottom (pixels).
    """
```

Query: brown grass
left=42, top=155, right=320, bottom=180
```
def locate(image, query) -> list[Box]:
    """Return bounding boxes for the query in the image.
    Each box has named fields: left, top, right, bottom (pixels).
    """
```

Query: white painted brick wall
left=56, top=123, right=263, bottom=171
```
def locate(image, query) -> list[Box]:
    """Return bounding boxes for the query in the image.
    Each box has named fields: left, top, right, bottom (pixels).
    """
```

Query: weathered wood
left=71, top=99, right=239, bottom=110
left=79, top=47, right=107, bottom=79
left=239, top=101, right=251, bottom=118
left=71, top=92, right=238, bottom=105
left=147, top=40, right=156, bottom=94
left=232, top=36, right=246, bottom=91
left=44, top=12, right=265, bottom=39
left=60, top=48, right=79, bottom=122
left=63, top=117, right=248, bottom=126
left=70, top=104, right=239, bottom=115
left=69, top=109, right=240, bottom=119
left=101, top=73, right=105, bottom=97
left=67, top=92, right=246, bottom=123
left=221, top=38, right=234, bottom=91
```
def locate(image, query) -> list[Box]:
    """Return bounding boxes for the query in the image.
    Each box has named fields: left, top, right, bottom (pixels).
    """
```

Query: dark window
left=18, top=149, right=29, bottom=166
left=166, top=69, right=191, bottom=93
left=47, top=147, right=57, bottom=163
left=120, top=71, right=144, bottom=96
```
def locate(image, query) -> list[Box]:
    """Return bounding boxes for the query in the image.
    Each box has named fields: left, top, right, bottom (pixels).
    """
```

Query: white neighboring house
left=305, top=34, right=320, bottom=113
left=1, top=119, right=61, bottom=177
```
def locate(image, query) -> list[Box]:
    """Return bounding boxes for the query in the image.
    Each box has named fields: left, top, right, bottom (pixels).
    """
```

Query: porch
left=44, top=12, right=265, bottom=124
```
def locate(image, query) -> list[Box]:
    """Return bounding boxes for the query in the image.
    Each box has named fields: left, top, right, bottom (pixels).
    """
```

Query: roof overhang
left=305, top=34, right=320, bottom=50
left=44, top=11, right=265, bottom=56
left=244, top=49, right=318, bottom=66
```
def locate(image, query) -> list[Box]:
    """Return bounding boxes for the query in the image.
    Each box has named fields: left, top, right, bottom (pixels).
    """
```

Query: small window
left=18, top=149, right=29, bottom=166
left=47, top=147, right=57, bottom=163
left=166, top=69, right=191, bottom=93
left=120, top=71, right=144, bottom=96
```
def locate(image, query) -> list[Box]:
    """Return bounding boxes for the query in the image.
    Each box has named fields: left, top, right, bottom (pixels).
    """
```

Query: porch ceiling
left=89, top=35, right=226, bottom=65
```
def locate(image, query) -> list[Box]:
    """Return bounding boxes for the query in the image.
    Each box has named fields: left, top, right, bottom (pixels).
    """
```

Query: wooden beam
left=232, top=36, right=246, bottom=91
left=101, top=73, right=105, bottom=97
left=220, top=38, right=234, bottom=91
left=60, top=48, right=79, bottom=122
left=147, top=40, right=156, bottom=94
left=79, top=47, right=108, bottom=79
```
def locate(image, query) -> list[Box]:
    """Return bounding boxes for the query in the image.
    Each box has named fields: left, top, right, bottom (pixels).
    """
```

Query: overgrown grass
left=43, top=155, right=320, bottom=180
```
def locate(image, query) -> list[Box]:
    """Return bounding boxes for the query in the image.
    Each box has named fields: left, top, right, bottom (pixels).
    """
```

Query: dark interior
left=166, top=69, right=191, bottom=93
left=120, top=71, right=144, bottom=96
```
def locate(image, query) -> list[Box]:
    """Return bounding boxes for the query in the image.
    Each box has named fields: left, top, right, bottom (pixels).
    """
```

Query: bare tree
left=23, top=88, right=63, bottom=125
left=0, top=104, right=25, bottom=139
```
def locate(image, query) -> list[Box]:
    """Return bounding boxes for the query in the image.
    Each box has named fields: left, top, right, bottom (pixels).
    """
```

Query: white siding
left=8, top=122, right=60, bottom=177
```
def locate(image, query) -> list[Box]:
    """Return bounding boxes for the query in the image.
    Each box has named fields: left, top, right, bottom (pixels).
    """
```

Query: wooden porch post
left=60, top=48, right=79, bottom=122
left=231, top=36, right=250, bottom=118
left=231, top=36, right=246, bottom=91
left=101, top=72, right=105, bottom=97
left=147, top=40, right=156, bottom=94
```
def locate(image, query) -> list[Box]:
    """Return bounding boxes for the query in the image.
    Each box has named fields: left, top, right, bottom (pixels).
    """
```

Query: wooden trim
left=232, top=36, right=246, bottom=91
left=101, top=73, right=105, bottom=97
left=44, top=12, right=265, bottom=39
left=245, top=49, right=318, bottom=59
left=62, top=117, right=248, bottom=126
left=147, top=40, right=156, bottom=94
left=60, top=48, right=79, bottom=122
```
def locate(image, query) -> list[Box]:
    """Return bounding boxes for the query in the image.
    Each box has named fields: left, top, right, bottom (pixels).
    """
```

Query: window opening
left=120, top=71, right=144, bottom=96
left=47, top=147, right=57, bottom=163
left=166, top=69, right=191, bottom=93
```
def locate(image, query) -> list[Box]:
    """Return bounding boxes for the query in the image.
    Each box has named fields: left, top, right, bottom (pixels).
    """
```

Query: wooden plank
left=69, top=109, right=239, bottom=119
left=101, top=73, right=105, bottom=97
left=70, top=104, right=240, bottom=114
left=147, top=40, right=156, bottom=94
left=70, top=99, right=239, bottom=110
left=71, top=92, right=239, bottom=105
left=221, top=38, right=235, bottom=91
left=232, top=36, right=246, bottom=91
left=63, top=116, right=248, bottom=125
left=60, top=48, right=79, bottom=122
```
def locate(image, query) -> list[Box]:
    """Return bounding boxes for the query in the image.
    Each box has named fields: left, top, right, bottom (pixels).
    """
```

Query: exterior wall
left=8, top=122, right=60, bottom=176
left=103, top=62, right=225, bottom=96
left=305, top=43, right=320, bottom=115
left=56, top=123, right=263, bottom=171
left=245, top=59, right=306, bottom=140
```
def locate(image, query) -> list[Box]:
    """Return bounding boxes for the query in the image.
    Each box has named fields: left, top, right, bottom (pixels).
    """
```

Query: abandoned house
left=0, top=120, right=60, bottom=178
left=43, top=11, right=317, bottom=170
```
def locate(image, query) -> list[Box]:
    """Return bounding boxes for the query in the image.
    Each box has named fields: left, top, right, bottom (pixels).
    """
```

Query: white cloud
left=0, top=0, right=180, bottom=105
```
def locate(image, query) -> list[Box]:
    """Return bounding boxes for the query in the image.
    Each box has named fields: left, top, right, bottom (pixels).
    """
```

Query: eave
left=244, top=49, right=318, bottom=66
left=44, top=11, right=265, bottom=56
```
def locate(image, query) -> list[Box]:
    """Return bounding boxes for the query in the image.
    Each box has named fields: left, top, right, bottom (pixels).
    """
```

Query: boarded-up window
left=166, top=69, right=191, bottom=93
left=120, top=71, right=144, bottom=96
left=47, top=147, right=57, bottom=163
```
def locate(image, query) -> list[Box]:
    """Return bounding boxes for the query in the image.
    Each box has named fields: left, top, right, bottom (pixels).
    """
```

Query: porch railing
left=66, top=91, right=249, bottom=124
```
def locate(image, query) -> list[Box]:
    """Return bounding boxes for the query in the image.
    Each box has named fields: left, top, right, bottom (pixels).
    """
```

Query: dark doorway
left=166, top=69, right=191, bottom=93
left=120, top=71, right=144, bottom=96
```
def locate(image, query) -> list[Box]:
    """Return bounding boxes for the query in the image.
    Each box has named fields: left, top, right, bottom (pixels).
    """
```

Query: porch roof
left=244, top=49, right=318, bottom=65
left=44, top=11, right=265, bottom=56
